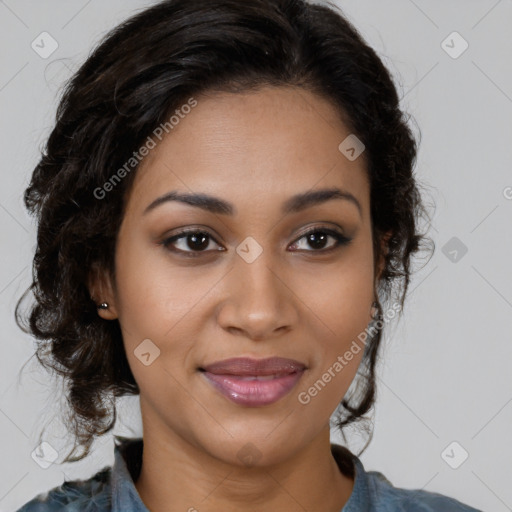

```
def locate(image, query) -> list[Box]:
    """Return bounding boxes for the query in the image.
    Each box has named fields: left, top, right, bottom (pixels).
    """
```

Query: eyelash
left=160, top=226, right=352, bottom=258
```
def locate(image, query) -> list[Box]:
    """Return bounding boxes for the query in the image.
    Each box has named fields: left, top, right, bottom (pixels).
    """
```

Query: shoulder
left=365, top=469, right=482, bottom=511
left=15, top=467, right=112, bottom=512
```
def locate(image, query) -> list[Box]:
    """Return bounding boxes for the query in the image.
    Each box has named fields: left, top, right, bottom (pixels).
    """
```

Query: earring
left=370, top=301, right=380, bottom=321
left=97, top=302, right=109, bottom=310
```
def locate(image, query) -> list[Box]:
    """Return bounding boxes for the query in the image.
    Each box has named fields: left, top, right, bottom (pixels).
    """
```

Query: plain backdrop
left=1, top=1, right=511, bottom=511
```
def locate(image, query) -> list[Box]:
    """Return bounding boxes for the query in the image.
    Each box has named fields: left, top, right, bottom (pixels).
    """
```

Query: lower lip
left=201, top=370, right=305, bottom=406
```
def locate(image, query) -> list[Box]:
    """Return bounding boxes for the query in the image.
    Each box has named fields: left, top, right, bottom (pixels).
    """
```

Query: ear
left=375, top=230, right=392, bottom=283
left=87, top=262, right=119, bottom=320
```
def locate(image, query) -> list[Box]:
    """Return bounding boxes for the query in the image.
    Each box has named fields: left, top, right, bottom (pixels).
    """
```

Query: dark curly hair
left=15, top=0, right=434, bottom=463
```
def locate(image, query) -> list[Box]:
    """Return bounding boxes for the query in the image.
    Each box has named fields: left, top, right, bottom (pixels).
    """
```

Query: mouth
left=199, top=356, right=306, bottom=376
left=198, top=357, right=307, bottom=406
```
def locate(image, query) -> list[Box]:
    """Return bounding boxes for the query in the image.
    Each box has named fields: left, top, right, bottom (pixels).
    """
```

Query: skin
left=90, top=85, right=387, bottom=512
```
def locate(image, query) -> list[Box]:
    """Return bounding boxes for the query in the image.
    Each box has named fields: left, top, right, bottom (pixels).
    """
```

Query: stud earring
left=370, top=301, right=380, bottom=321
left=97, top=302, right=109, bottom=310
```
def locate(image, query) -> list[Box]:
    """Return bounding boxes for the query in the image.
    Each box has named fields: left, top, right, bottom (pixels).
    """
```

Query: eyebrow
left=143, top=187, right=362, bottom=218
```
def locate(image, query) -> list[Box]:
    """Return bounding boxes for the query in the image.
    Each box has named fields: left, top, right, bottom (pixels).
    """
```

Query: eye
left=160, top=226, right=352, bottom=258
left=288, top=227, right=352, bottom=253
left=160, top=228, right=224, bottom=258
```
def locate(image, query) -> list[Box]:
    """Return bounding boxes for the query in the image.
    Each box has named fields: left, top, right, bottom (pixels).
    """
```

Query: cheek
left=113, top=239, right=220, bottom=390
left=297, top=244, right=375, bottom=343
left=311, top=272, right=373, bottom=329
left=292, top=239, right=375, bottom=400
left=295, top=268, right=371, bottom=416
left=113, top=235, right=204, bottom=338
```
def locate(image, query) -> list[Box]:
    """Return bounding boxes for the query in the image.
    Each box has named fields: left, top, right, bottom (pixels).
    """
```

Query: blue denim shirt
left=16, top=436, right=481, bottom=511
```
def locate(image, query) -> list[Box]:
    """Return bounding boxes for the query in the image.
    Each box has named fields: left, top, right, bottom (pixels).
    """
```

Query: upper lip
left=200, top=357, right=306, bottom=376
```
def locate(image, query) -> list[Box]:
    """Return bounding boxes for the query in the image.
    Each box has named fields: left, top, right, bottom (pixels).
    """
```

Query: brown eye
left=289, top=228, right=352, bottom=252
left=161, top=229, right=224, bottom=257
left=160, top=226, right=352, bottom=259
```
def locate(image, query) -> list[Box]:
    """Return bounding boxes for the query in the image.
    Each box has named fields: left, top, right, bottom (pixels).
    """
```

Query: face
left=93, top=85, right=382, bottom=467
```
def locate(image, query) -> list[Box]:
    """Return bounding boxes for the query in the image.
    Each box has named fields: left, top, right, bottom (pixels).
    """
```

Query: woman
left=14, top=0, right=480, bottom=510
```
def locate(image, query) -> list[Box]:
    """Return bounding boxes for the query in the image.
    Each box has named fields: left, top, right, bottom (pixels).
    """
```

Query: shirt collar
left=331, top=443, right=372, bottom=511
left=111, top=436, right=149, bottom=512
left=110, top=436, right=370, bottom=511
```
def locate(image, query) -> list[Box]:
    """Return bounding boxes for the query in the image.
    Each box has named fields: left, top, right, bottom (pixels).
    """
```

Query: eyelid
left=292, top=222, right=346, bottom=240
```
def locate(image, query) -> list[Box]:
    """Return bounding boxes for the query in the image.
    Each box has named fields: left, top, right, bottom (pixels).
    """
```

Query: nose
left=216, top=248, right=299, bottom=341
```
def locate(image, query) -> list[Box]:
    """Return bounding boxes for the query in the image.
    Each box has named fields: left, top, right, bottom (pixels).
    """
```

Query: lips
left=199, top=357, right=307, bottom=406
left=200, top=357, right=306, bottom=376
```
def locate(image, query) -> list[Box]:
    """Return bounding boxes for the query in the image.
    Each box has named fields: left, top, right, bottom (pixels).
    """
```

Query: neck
left=134, top=421, right=354, bottom=512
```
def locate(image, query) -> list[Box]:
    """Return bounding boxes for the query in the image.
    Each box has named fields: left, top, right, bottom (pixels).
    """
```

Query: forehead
left=125, top=86, right=369, bottom=217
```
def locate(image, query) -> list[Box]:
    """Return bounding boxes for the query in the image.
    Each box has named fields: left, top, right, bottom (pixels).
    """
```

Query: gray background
left=1, top=1, right=511, bottom=510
